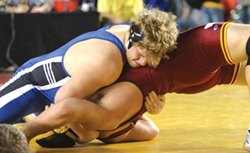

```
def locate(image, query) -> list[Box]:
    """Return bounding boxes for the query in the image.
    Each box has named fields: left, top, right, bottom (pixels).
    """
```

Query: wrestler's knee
left=145, top=125, right=159, bottom=140
left=245, top=60, right=250, bottom=91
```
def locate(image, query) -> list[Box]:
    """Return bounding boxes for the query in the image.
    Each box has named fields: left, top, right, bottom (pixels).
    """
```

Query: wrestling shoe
left=36, top=125, right=77, bottom=148
left=243, top=128, right=250, bottom=151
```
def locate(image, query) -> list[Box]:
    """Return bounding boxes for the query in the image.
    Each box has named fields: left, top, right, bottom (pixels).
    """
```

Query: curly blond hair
left=130, top=8, right=178, bottom=68
left=0, top=124, right=31, bottom=153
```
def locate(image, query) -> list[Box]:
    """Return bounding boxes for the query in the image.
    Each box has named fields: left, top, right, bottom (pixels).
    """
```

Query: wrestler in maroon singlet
left=98, top=22, right=241, bottom=140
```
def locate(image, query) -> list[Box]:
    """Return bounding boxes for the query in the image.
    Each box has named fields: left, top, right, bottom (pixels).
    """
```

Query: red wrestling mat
left=0, top=73, right=12, bottom=84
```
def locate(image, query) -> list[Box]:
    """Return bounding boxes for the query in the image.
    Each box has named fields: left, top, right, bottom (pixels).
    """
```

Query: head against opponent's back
left=126, top=8, right=178, bottom=68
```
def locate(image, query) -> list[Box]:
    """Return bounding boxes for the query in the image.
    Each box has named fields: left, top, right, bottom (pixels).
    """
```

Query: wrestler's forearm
left=21, top=101, right=74, bottom=142
left=21, top=98, right=112, bottom=141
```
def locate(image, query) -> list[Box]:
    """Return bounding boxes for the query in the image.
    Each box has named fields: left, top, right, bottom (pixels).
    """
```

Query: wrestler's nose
left=139, top=57, right=147, bottom=66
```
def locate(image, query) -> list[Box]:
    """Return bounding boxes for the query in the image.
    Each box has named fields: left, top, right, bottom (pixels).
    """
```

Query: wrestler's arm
left=54, top=43, right=123, bottom=103
left=21, top=97, right=113, bottom=142
left=245, top=65, right=250, bottom=91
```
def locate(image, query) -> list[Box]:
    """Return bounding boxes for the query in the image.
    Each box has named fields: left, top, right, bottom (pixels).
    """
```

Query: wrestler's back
left=64, top=25, right=129, bottom=76
left=20, top=25, right=127, bottom=101
left=160, top=23, right=233, bottom=93
left=118, top=23, right=238, bottom=97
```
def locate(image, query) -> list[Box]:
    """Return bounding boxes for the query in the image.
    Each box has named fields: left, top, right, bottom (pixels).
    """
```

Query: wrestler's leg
left=81, top=81, right=158, bottom=143
left=102, top=115, right=159, bottom=143
left=0, top=71, right=50, bottom=124
left=227, top=23, right=250, bottom=63
left=234, top=61, right=247, bottom=85
left=73, top=81, right=143, bottom=132
left=242, top=59, right=250, bottom=151
left=245, top=60, right=250, bottom=91
left=0, top=90, right=47, bottom=124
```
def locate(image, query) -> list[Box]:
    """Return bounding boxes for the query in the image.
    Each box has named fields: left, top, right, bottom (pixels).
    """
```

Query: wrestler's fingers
left=159, top=95, right=165, bottom=101
left=145, top=97, right=153, bottom=113
left=146, top=95, right=161, bottom=114
left=145, top=96, right=153, bottom=112
left=152, top=92, right=165, bottom=108
left=158, top=95, right=165, bottom=108
left=145, top=100, right=151, bottom=113
left=148, top=92, right=158, bottom=106
left=150, top=92, right=165, bottom=114
left=150, top=91, right=161, bottom=108
left=151, top=93, right=161, bottom=113
left=146, top=96, right=159, bottom=114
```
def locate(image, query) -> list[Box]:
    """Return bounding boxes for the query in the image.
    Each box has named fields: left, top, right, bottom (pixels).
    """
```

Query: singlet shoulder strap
left=96, top=24, right=130, bottom=63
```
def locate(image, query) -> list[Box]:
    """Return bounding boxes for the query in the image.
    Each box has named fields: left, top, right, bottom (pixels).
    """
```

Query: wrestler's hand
left=145, top=91, right=165, bottom=115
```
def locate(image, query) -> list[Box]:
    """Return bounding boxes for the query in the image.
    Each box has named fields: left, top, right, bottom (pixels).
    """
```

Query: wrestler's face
left=126, top=46, right=148, bottom=68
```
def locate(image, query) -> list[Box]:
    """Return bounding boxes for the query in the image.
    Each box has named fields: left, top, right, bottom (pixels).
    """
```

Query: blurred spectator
left=0, top=0, right=53, bottom=13
left=221, top=0, right=238, bottom=21
left=97, top=0, right=144, bottom=27
left=183, top=0, right=204, bottom=26
left=144, top=0, right=168, bottom=11
left=201, top=0, right=224, bottom=23
left=175, top=0, right=198, bottom=32
left=166, top=0, right=177, bottom=15
left=241, top=0, right=250, bottom=24
left=78, top=0, right=96, bottom=12
left=185, top=0, right=203, bottom=9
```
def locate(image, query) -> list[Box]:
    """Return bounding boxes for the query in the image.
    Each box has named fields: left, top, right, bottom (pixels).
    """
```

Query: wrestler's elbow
left=54, top=92, right=64, bottom=103
left=55, top=99, right=75, bottom=119
left=54, top=89, right=72, bottom=103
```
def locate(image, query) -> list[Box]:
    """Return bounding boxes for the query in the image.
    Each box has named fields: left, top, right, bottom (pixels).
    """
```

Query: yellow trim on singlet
left=202, top=1, right=224, bottom=9
left=229, top=62, right=241, bottom=85
left=220, top=22, right=235, bottom=65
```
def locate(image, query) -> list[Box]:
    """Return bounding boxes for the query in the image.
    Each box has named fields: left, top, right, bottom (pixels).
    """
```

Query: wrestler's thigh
left=97, top=82, right=143, bottom=124
left=227, top=23, right=250, bottom=63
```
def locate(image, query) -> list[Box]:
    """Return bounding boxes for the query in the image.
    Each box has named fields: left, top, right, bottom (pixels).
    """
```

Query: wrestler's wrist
left=20, top=128, right=31, bottom=143
left=20, top=126, right=36, bottom=143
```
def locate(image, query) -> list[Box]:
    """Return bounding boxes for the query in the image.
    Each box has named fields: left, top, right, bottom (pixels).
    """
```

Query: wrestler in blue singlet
left=0, top=25, right=126, bottom=124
